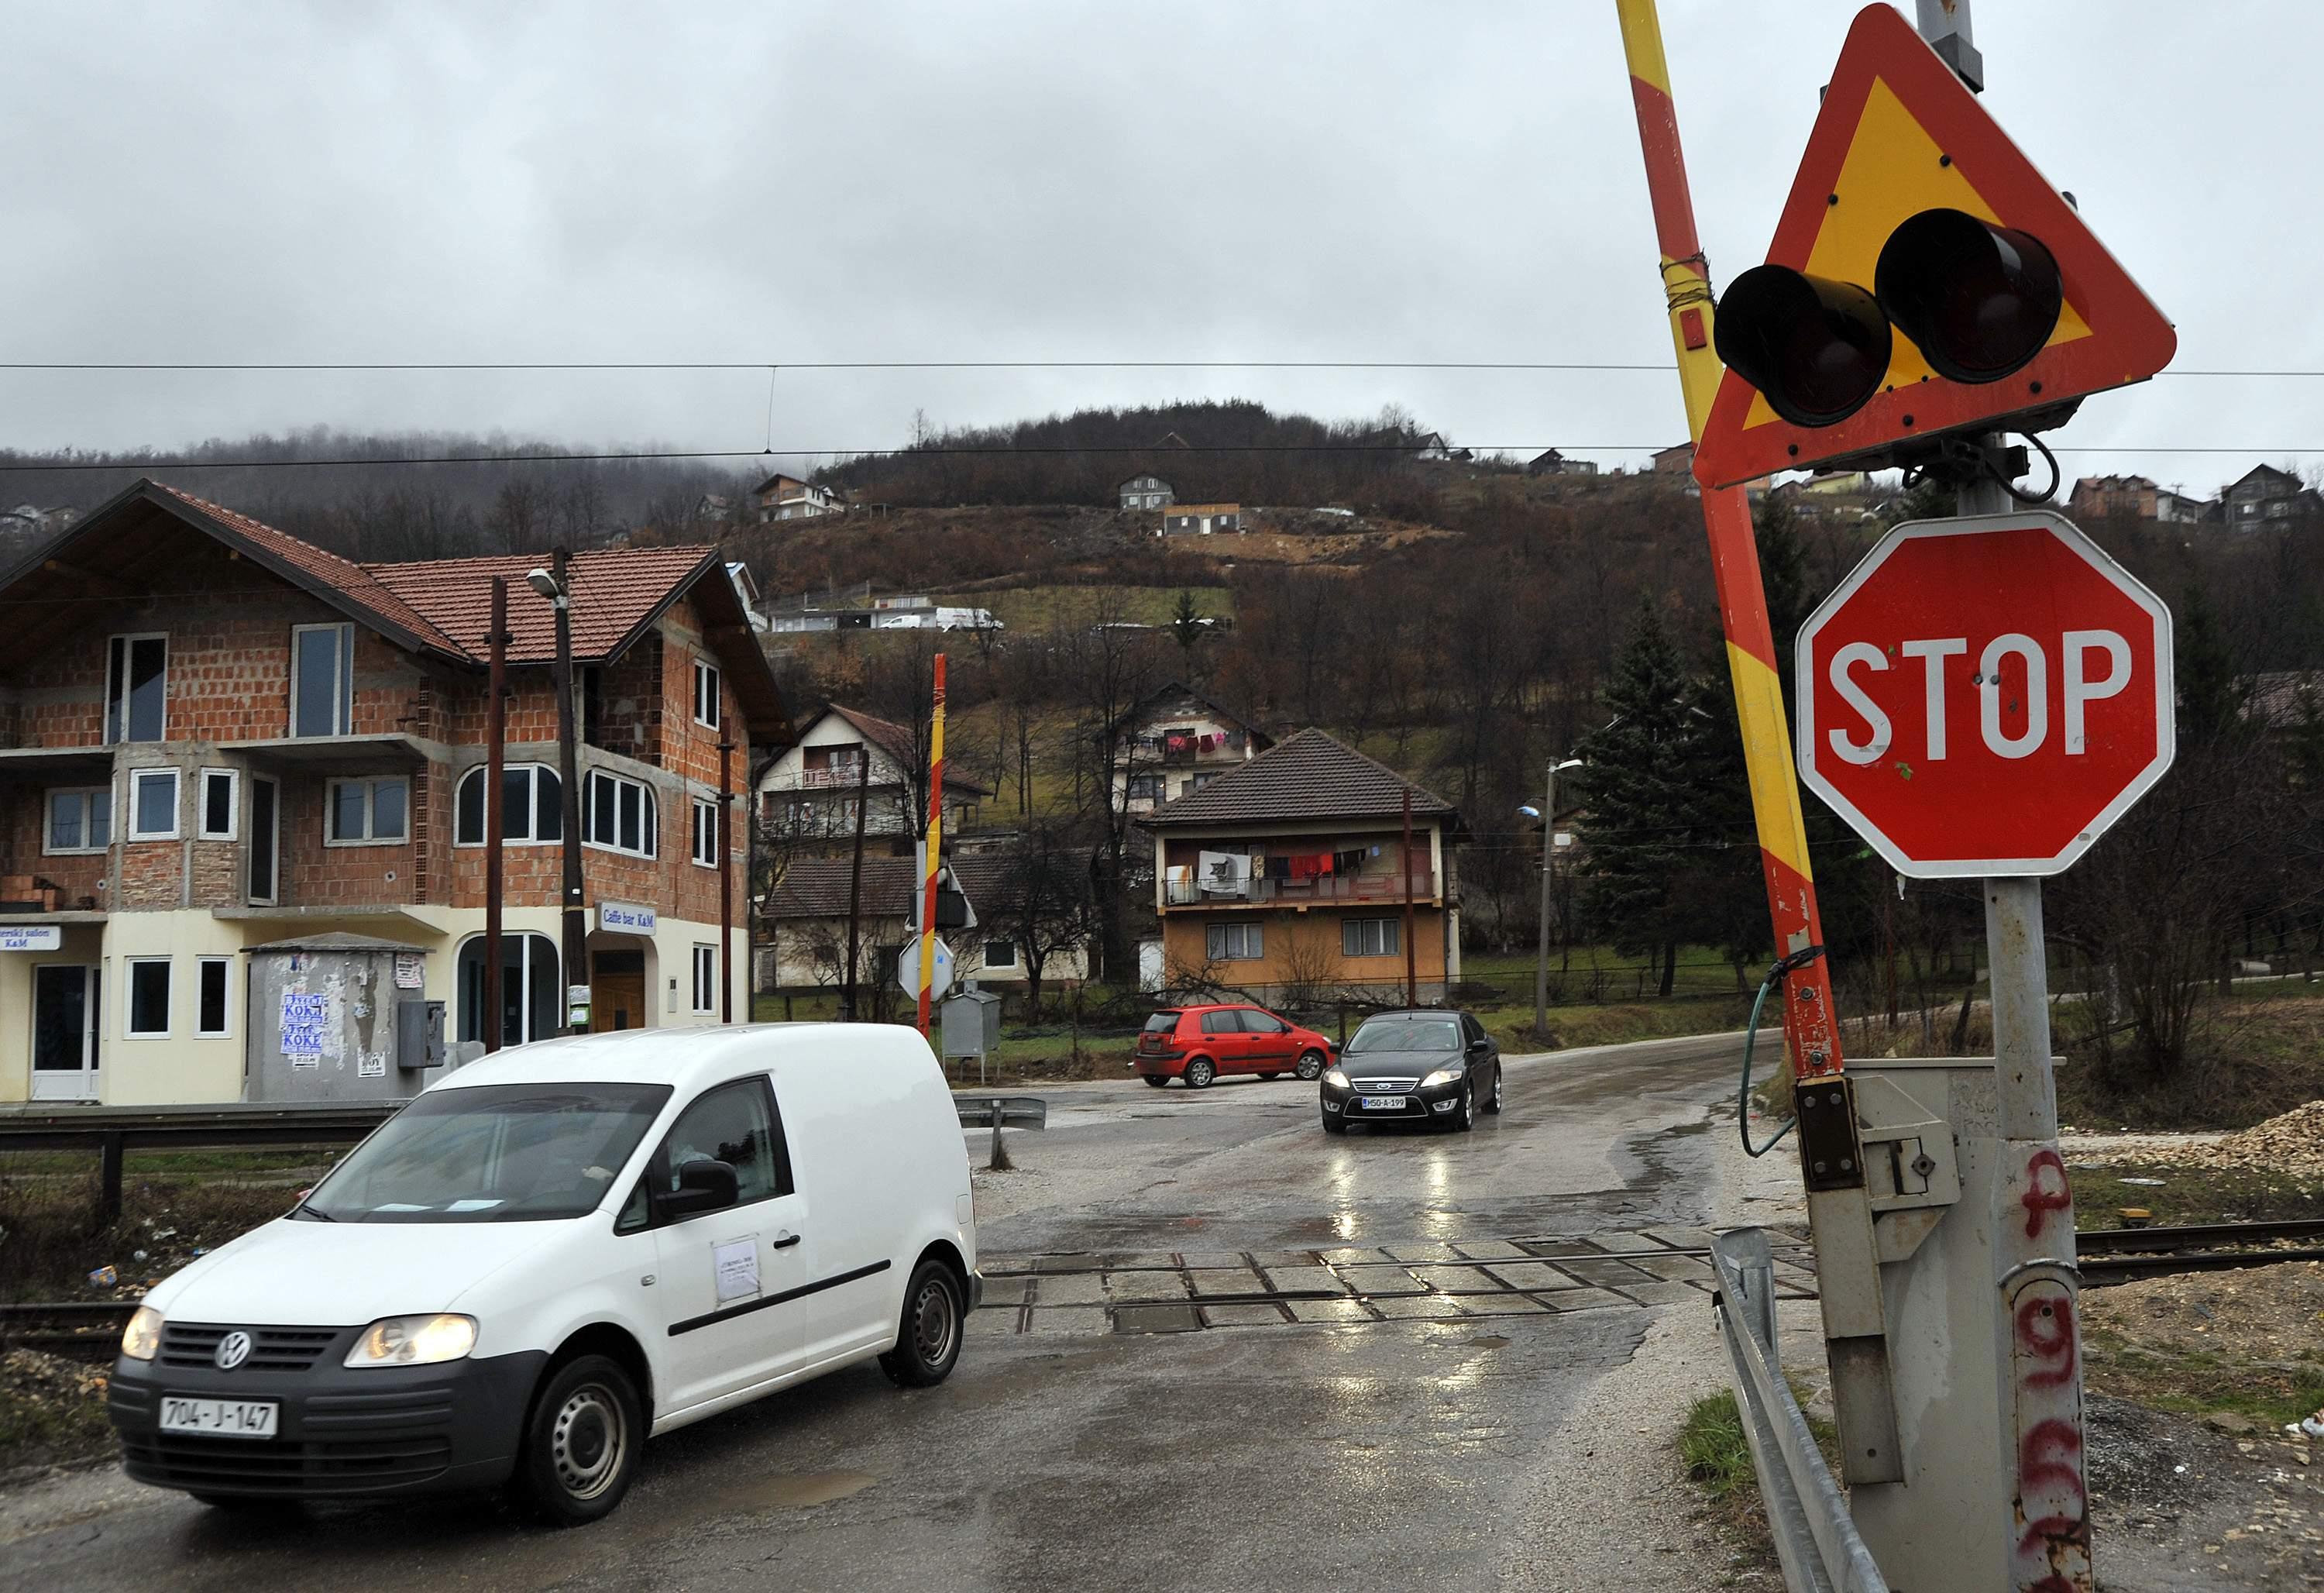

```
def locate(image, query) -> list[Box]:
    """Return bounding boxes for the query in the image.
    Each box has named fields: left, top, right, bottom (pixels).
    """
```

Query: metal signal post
left=916, top=652, right=948, bottom=1039
left=1613, top=2, right=1846, bottom=1078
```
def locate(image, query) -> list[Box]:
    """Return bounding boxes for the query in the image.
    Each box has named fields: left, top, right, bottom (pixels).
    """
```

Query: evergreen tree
left=2176, top=581, right=2243, bottom=747
left=1679, top=664, right=1776, bottom=988
left=1575, top=600, right=1697, bottom=993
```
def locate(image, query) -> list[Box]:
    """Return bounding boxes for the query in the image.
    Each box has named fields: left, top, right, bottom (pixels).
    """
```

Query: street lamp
left=1528, top=757, right=1584, bottom=1041
left=527, top=552, right=589, bottom=1034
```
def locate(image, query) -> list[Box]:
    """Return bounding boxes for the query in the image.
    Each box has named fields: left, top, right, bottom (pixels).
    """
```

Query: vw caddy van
left=107, top=1024, right=981, bottom=1524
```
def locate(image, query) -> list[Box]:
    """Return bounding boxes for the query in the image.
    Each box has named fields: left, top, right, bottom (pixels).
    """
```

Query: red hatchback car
left=1133, top=1004, right=1336, bottom=1089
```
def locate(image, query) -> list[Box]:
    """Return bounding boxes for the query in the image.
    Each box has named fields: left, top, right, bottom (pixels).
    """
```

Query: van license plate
left=160, top=1397, right=279, bottom=1440
left=1360, top=1096, right=1404, bottom=1110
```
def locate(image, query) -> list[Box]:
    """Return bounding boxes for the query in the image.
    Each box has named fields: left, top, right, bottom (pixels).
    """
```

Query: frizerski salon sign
left=0, top=927, right=62, bottom=952
left=596, top=902, right=657, bottom=934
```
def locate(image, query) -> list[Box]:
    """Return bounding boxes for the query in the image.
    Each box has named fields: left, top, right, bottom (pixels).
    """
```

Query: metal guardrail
left=0, top=1099, right=401, bottom=1222
left=954, top=1095, right=1047, bottom=1170
left=1710, top=1228, right=1890, bottom=1593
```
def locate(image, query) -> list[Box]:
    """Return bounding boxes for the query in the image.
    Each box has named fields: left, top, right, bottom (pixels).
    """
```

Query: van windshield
left=296, top=1082, right=671, bottom=1223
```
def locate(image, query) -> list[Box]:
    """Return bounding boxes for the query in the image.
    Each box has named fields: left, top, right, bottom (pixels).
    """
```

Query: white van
left=105, top=1024, right=980, bottom=1524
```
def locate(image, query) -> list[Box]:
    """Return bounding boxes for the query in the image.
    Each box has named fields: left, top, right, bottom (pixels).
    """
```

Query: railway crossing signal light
left=1714, top=206, right=2064, bottom=429
left=1874, top=208, right=2061, bottom=386
left=1690, top=5, right=2176, bottom=490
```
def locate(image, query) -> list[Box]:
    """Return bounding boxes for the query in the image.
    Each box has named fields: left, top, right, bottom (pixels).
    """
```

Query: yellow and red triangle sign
left=1693, top=4, right=2175, bottom=490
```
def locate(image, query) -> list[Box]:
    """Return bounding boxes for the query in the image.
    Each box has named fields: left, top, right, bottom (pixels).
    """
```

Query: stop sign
left=1796, top=511, right=2174, bottom=877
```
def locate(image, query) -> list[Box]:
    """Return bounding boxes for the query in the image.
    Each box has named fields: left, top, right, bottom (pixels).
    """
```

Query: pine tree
left=1679, top=665, right=1775, bottom=988
left=1575, top=600, right=1698, bottom=993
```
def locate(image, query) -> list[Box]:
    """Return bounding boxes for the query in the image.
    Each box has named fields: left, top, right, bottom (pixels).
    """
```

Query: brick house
left=0, top=480, right=789, bottom=1105
left=1112, top=682, right=1274, bottom=814
left=1143, top=729, right=1466, bottom=1003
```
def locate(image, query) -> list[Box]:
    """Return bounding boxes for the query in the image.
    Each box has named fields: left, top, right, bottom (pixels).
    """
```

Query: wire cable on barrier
left=1738, top=944, right=1824, bottom=1158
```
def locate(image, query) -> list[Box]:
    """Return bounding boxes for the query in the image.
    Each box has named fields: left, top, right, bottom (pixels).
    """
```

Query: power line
left=6, top=442, right=2324, bottom=475
left=3, top=358, right=2321, bottom=376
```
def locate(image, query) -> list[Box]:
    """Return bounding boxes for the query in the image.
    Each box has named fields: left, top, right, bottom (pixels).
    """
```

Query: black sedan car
left=1319, top=1010, right=1503, bottom=1134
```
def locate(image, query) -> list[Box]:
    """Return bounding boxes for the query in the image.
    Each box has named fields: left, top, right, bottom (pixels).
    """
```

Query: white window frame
left=195, top=955, right=233, bottom=1038
left=127, top=768, right=181, bottom=841
left=43, top=785, right=113, bottom=855
left=124, top=956, right=173, bottom=1039
left=105, top=631, right=169, bottom=745
left=454, top=762, right=562, bottom=846
left=325, top=775, right=409, bottom=846
left=1207, top=922, right=1264, bottom=962
left=691, top=797, right=719, bottom=869
left=984, top=940, right=1018, bottom=969
left=693, top=660, right=721, bottom=729
left=198, top=768, right=240, bottom=841
left=690, top=944, right=717, bottom=1013
left=289, top=621, right=356, bottom=738
left=584, top=769, right=658, bottom=859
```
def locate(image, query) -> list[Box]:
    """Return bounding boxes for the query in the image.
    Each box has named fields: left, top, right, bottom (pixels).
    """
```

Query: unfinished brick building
left=0, top=480, right=789, bottom=1104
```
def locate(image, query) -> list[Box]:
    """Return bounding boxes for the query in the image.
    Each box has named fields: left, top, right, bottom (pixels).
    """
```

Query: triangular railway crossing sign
left=1693, top=3, right=2175, bottom=490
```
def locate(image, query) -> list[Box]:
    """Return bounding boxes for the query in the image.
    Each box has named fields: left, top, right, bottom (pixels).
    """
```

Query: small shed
left=243, top=933, right=445, bottom=1103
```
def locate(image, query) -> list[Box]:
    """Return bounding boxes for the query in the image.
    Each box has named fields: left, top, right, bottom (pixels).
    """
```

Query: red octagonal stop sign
left=1796, top=511, right=2174, bottom=878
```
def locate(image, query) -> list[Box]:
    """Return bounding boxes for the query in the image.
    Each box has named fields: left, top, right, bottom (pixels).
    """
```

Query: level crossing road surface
left=1, top=1030, right=1786, bottom=1593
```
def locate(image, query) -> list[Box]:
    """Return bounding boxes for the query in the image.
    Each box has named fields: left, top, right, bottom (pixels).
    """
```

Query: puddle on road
left=1470, top=1335, right=1511, bottom=1349
left=674, top=1470, right=878, bottom=1520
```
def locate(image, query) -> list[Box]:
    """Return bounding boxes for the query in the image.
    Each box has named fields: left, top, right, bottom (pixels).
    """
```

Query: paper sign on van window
left=713, top=1237, right=759, bottom=1302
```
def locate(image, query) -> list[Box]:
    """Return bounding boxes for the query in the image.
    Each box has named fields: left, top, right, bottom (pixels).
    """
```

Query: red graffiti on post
left=2015, top=1292, right=2078, bottom=1388
left=2020, top=1146, right=2073, bottom=1239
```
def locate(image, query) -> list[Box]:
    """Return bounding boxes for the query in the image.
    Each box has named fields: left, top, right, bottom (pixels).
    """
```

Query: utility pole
left=843, top=751, right=870, bottom=1020
left=528, top=551, right=588, bottom=1034
left=1400, top=787, right=1417, bottom=1008
left=1532, top=756, right=1583, bottom=1037
left=718, top=736, right=735, bottom=1024
left=483, top=577, right=510, bottom=1052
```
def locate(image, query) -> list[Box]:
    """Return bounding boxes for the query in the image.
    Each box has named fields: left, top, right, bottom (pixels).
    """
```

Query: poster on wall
left=280, top=989, right=328, bottom=1067
left=394, top=954, right=424, bottom=990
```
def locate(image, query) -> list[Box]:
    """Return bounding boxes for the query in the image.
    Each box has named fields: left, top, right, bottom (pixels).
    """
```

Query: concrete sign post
left=1796, top=507, right=2170, bottom=1592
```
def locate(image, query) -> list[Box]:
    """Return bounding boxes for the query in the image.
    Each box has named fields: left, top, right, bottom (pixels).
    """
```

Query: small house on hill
left=756, top=704, right=986, bottom=849
left=752, top=473, right=839, bottom=523
left=1160, top=504, right=1243, bottom=537
left=1113, top=683, right=1273, bottom=813
left=1118, top=475, right=1174, bottom=511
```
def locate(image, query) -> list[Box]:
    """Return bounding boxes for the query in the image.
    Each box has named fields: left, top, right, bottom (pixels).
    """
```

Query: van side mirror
left=663, top=1158, right=739, bottom=1219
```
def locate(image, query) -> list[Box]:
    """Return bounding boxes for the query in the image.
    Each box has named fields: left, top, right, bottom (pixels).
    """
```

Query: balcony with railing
left=1162, top=871, right=1435, bottom=910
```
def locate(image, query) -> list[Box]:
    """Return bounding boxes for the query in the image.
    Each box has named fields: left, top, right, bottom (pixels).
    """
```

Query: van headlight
left=1421, top=1064, right=1467, bottom=1089
left=1322, top=1068, right=1349, bottom=1089
left=121, top=1305, right=163, bottom=1361
left=345, top=1314, right=478, bottom=1368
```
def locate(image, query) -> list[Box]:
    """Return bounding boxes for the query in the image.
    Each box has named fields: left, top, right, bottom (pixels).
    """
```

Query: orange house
left=1145, top=729, right=1466, bottom=1004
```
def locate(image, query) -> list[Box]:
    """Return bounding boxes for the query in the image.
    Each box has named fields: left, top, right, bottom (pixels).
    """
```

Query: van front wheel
left=880, top=1259, right=964, bottom=1388
left=515, top=1354, right=642, bottom=1526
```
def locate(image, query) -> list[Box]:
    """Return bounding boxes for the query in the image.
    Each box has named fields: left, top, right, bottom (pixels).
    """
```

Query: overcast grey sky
left=2, top=2, right=2315, bottom=498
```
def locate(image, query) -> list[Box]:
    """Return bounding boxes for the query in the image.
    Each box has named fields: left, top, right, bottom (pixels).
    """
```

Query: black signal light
left=1712, top=266, right=1893, bottom=428
left=1875, top=208, right=2062, bottom=384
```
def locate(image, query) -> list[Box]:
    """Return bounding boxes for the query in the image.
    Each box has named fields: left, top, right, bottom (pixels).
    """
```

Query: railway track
left=6, top=1220, right=2317, bottom=1360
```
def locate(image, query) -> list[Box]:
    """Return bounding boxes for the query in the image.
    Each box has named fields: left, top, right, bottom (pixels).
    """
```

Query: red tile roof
left=822, top=705, right=992, bottom=798
left=1143, top=727, right=1463, bottom=832
left=156, top=486, right=469, bottom=655
left=366, top=545, right=719, bottom=665
left=2, top=480, right=794, bottom=742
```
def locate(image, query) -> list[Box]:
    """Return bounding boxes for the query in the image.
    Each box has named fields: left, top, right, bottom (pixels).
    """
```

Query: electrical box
left=396, top=999, right=446, bottom=1071
left=940, top=988, right=1004, bottom=1060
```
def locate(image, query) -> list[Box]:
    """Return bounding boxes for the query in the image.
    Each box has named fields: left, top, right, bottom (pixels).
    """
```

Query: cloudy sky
left=3, top=1, right=2316, bottom=499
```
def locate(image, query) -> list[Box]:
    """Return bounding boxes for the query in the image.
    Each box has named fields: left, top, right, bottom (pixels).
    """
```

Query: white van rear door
left=644, top=1075, right=812, bottom=1413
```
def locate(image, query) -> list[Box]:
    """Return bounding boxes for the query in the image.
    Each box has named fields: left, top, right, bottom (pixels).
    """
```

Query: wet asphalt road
left=1, top=1030, right=1760, bottom=1593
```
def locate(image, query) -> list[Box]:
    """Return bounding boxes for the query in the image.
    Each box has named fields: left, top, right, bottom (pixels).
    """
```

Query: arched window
left=455, top=765, right=562, bottom=845
left=456, top=933, right=560, bottom=1048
